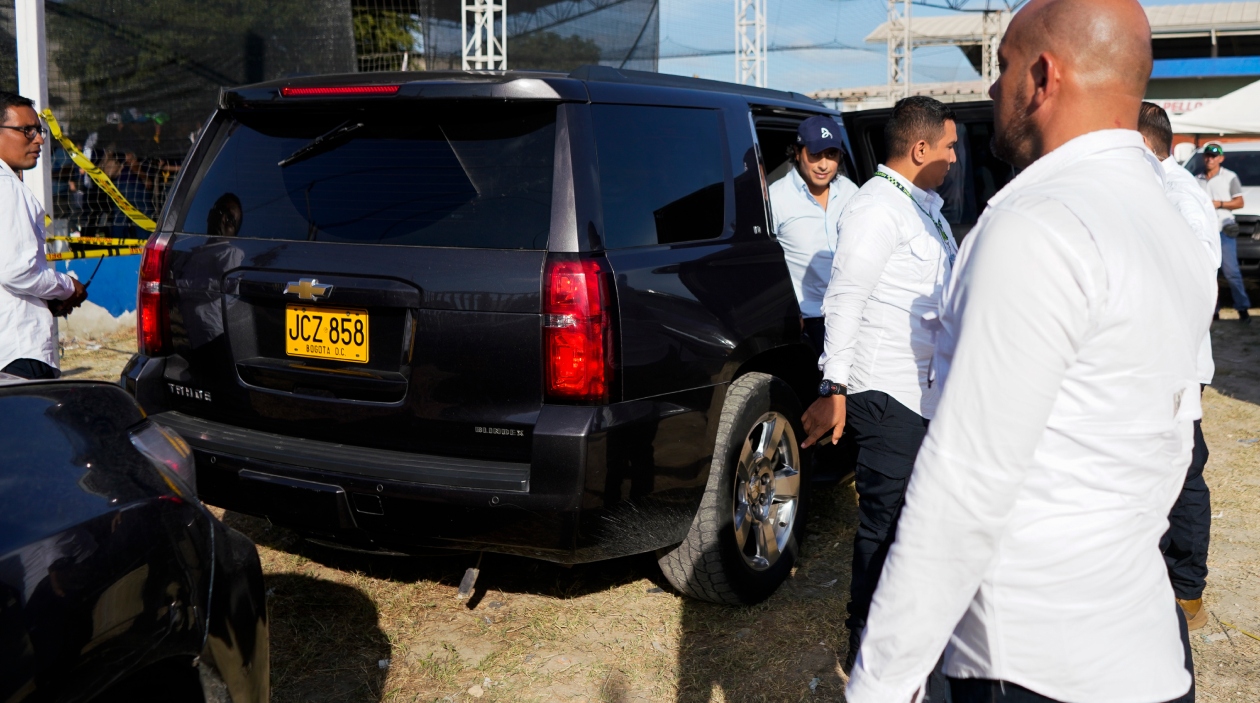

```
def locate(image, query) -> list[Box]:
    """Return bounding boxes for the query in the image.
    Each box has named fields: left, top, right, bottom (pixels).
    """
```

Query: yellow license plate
left=285, top=305, right=369, bottom=363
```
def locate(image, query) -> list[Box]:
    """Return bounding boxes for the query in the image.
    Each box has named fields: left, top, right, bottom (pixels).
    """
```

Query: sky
left=658, top=0, right=1239, bottom=95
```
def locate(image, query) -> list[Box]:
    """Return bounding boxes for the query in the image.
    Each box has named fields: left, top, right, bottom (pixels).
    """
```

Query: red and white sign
left=1153, top=98, right=1219, bottom=115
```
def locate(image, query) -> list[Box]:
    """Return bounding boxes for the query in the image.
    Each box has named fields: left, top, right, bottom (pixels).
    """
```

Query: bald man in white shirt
left=845, top=2, right=1212, bottom=702
left=0, top=91, right=86, bottom=379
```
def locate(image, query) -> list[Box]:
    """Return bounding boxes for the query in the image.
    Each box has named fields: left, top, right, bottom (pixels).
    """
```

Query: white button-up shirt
left=845, top=131, right=1213, bottom=703
left=1162, top=155, right=1221, bottom=384
left=819, top=165, right=955, bottom=419
left=0, top=158, right=76, bottom=371
left=768, top=168, right=859, bottom=318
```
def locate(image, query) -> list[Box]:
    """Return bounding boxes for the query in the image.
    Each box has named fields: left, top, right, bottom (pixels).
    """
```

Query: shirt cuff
left=53, top=271, right=77, bottom=300
left=820, top=357, right=850, bottom=386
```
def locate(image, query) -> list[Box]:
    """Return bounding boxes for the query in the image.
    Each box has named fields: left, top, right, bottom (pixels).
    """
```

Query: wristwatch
left=818, top=379, right=847, bottom=397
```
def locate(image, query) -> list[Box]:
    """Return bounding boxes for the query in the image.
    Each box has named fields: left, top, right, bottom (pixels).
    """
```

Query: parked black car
left=121, top=67, right=1007, bottom=605
left=0, top=378, right=268, bottom=702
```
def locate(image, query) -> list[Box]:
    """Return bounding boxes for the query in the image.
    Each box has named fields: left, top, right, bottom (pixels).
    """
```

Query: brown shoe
left=1178, top=598, right=1208, bottom=631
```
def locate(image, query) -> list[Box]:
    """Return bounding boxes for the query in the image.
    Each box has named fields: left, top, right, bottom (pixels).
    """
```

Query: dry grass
left=64, top=309, right=1260, bottom=702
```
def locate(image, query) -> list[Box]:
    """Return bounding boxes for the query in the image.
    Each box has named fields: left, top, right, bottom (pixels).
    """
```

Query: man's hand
left=62, top=277, right=87, bottom=310
left=801, top=394, right=846, bottom=448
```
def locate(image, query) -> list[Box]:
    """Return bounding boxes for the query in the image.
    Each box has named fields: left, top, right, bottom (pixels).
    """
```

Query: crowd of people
left=0, top=0, right=1244, bottom=699
left=48, top=117, right=182, bottom=240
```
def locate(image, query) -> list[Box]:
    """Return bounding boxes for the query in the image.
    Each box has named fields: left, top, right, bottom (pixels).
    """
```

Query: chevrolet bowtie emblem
left=284, top=278, right=333, bottom=301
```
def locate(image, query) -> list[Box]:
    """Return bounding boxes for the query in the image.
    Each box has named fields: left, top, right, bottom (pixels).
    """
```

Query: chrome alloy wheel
left=732, top=411, right=801, bottom=571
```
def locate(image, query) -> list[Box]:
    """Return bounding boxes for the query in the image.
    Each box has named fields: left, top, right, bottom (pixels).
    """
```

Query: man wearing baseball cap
left=767, top=115, right=859, bottom=354
left=1198, top=142, right=1250, bottom=322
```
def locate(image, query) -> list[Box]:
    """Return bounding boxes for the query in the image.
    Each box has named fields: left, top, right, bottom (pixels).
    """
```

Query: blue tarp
left=1151, top=57, right=1260, bottom=79
left=60, top=257, right=139, bottom=318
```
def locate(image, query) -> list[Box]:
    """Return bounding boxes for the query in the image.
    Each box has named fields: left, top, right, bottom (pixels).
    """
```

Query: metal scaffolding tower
left=735, top=0, right=766, bottom=87
left=887, top=0, right=912, bottom=101
left=462, top=0, right=507, bottom=71
left=980, top=9, right=1003, bottom=89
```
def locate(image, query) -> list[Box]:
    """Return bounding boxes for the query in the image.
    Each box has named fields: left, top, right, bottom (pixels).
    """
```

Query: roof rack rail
left=567, top=65, right=823, bottom=107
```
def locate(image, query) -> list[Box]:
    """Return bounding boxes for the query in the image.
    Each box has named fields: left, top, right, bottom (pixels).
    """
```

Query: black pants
left=1161, top=418, right=1211, bottom=600
left=2, top=358, right=60, bottom=379
left=949, top=602, right=1196, bottom=703
left=844, top=390, right=929, bottom=644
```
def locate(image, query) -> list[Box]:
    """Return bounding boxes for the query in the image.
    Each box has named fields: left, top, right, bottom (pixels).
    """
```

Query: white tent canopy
left=1170, top=79, right=1260, bottom=134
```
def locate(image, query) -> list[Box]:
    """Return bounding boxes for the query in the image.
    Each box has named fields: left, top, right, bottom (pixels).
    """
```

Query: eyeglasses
left=0, top=124, right=47, bottom=140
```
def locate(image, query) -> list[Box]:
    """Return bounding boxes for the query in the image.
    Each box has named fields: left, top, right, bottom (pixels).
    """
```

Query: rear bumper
left=126, top=355, right=721, bottom=563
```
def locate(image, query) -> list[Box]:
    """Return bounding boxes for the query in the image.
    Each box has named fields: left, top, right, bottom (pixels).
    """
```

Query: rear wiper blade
left=278, top=120, right=364, bottom=168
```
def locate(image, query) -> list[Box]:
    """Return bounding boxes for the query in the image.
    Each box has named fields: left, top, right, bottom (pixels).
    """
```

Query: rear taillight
left=280, top=85, right=400, bottom=97
left=137, top=232, right=171, bottom=356
left=544, top=256, right=612, bottom=403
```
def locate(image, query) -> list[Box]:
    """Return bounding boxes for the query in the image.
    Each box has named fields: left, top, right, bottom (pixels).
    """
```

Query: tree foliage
left=511, top=32, right=601, bottom=72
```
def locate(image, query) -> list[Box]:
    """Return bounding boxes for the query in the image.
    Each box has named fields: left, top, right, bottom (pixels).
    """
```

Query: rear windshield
left=180, top=104, right=557, bottom=249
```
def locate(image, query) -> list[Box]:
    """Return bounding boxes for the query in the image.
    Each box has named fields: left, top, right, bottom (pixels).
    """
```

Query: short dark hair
left=1138, top=102, right=1173, bottom=159
left=0, top=91, right=35, bottom=124
left=885, top=96, right=955, bottom=160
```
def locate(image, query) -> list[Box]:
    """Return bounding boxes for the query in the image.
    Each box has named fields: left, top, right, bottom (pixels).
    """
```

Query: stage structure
left=462, top=0, right=507, bottom=70
left=735, top=0, right=765, bottom=87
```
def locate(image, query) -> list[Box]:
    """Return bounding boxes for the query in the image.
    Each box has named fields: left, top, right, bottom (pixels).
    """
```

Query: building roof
left=866, top=2, right=1260, bottom=45
left=865, top=13, right=1010, bottom=45
left=810, top=80, right=989, bottom=110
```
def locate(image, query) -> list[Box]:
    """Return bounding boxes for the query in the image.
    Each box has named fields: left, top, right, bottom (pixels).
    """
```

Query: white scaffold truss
left=735, top=0, right=766, bottom=87
left=887, top=0, right=912, bottom=101
left=462, top=0, right=507, bottom=71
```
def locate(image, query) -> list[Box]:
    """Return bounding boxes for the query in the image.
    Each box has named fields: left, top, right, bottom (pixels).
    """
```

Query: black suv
left=123, top=66, right=1008, bottom=605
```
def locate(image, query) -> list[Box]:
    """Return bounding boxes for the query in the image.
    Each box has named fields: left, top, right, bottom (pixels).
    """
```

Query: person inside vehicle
left=799, top=95, right=958, bottom=676
left=767, top=116, right=859, bottom=355
left=0, top=90, right=87, bottom=380
left=1139, top=100, right=1220, bottom=638
left=844, top=1, right=1210, bottom=701
left=1197, top=142, right=1250, bottom=323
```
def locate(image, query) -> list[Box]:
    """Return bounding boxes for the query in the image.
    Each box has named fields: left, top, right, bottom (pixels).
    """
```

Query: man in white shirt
left=845, top=1, right=1212, bottom=702
left=1139, top=101, right=1219, bottom=634
left=1197, top=143, right=1250, bottom=323
left=0, top=91, right=86, bottom=379
left=799, top=96, right=958, bottom=674
left=767, top=116, right=860, bottom=354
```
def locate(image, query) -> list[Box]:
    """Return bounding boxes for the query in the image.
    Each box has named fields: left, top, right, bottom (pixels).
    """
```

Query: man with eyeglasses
left=0, top=91, right=87, bottom=379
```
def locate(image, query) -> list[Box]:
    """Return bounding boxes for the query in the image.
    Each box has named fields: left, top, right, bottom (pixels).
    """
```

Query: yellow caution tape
left=41, top=109, right=157, bottom=233
left=1218, top=619, right=1260, bottom=643
left=46, top=245, right=145, bottom=262
left=48, top=235, right=149, bottom=247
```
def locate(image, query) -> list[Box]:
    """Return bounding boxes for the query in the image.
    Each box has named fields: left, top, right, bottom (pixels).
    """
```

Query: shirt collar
left=0, top=157, right=17, bottom=179
left=875, top=163, right=942, bottom=212
left=989, top=129, right=1149, bottom=208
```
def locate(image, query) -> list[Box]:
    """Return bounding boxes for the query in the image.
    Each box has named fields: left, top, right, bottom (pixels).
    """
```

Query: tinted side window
left=180, top=104, right=556, bottom=249
left=592, top=105, right=726, bottom=249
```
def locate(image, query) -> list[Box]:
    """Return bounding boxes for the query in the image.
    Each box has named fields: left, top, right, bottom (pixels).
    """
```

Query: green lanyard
left=874, top=171, right=957, bottom=265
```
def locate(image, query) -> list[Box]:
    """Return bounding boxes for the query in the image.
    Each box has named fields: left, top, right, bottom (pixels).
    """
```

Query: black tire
left=657, top=372, right=807, bottom=605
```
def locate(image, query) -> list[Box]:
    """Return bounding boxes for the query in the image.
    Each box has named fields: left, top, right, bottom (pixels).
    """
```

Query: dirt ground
left=65, top=311, right=1260, bottom=702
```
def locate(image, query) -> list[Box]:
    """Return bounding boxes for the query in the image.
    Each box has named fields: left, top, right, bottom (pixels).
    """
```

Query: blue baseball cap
left=796, top=116, right=844, bottom=154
